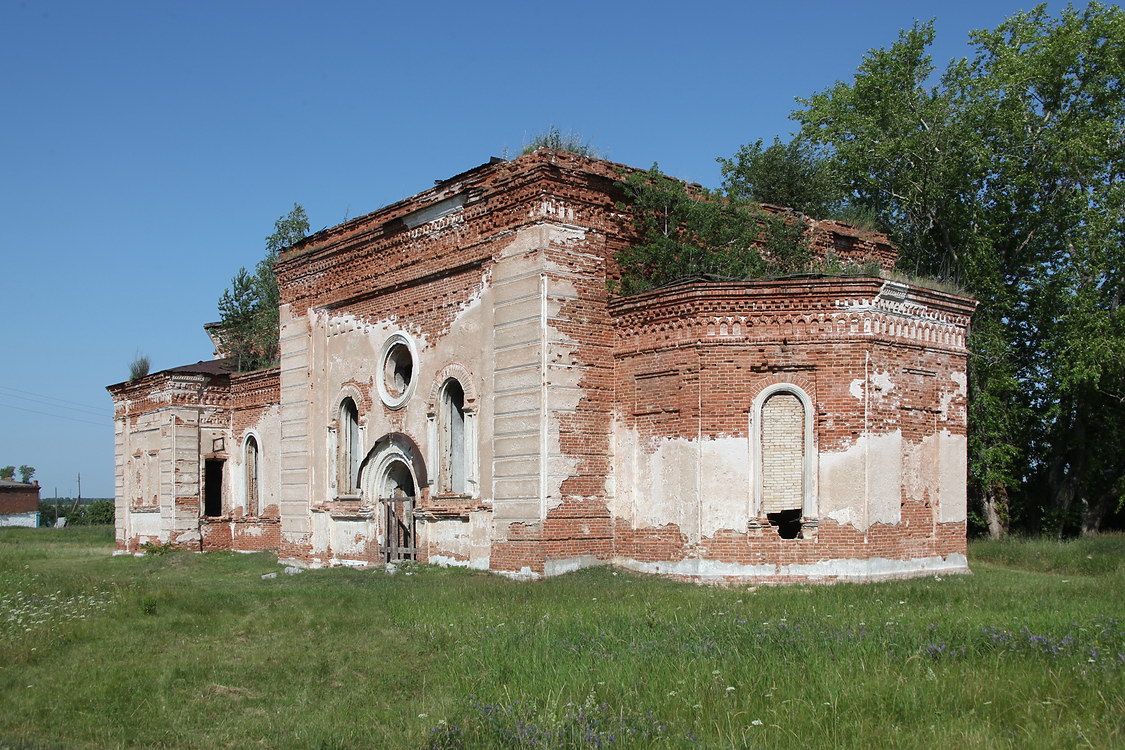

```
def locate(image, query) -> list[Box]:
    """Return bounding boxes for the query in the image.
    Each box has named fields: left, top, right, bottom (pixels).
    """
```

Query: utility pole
left=68, top=473, right=81, bottom=518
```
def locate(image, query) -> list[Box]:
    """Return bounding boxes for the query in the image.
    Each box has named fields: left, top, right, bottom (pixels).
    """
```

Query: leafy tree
left=217, top=204, right=309, bottom=371
left=789, top=3, right=1124, bottom=535
left=18, top=465, right=34, bottom=484
left=719, top=138, right=886, bottom=230
left=718, top=138, right=845, bottom=219
left=0, top=466, right=14, bottom=481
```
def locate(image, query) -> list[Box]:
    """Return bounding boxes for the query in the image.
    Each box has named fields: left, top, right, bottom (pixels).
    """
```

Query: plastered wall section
left=110, top=374, right=233, bottom=552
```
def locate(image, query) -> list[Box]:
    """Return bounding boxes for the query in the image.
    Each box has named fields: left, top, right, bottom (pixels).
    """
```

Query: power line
left=0, top=384, right=111, bottom=414
left=0, top=387, right=111, bottom=418
left=0, top=401, right=109, bottom=428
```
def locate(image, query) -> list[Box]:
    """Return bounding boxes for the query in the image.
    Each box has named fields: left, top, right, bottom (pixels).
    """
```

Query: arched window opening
left=338, top=398, right=360, bottom=494
left=245, top=435, right=260, bottom=514
left=760, top=391, right=806, bottom=539
left=439, top=378, right=466, bottom=494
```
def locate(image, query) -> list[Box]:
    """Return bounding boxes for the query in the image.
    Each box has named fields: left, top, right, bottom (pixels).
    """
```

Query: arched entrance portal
left=379, top=459, right=416, bottom=562
left=359, top=434, right=425, bottom=564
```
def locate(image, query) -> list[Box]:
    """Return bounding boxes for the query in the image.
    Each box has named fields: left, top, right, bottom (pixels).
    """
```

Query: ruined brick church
left=108, top=150, right=975, bottom=582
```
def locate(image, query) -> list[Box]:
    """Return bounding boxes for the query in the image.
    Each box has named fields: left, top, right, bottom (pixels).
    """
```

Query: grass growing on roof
left=0, top=527, right=1122, bottom=749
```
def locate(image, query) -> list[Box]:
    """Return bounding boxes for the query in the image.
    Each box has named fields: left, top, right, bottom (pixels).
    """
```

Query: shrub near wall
left=38, top=500, right=114, bottom=527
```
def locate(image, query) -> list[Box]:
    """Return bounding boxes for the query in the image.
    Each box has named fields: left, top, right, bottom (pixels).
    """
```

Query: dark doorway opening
left=204, top=459, right=224, bottom=517
left=767, top=509, right=803, bottom=539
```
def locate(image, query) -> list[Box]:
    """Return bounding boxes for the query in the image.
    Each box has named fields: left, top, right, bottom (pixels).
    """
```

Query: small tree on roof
left=217, top=204, right=309, bottom=372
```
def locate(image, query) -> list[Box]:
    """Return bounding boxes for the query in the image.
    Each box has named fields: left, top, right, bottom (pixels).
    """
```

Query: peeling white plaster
left=615, top=553, right=969, bottom=582
left=938, top=431, right=968, bottom=523
left=870, top=369, right=894, bottom=397
left=544, top=554, right=601, bottom=577
left=849, top=379, right=865, bottom=400
left=0, top=512, right=38, bottom=528
left=819, top=430, right=902, bottom=530
left=940, top=371, right=968, bottom=421
left=499, top=566, right=541, bottom=581
left=613, top=421, right=751, bottom=544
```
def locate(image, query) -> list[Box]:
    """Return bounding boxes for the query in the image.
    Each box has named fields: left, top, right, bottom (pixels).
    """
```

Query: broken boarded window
left=439, top=378, right=466, bottom=494
left=338, top=398, right=360, bottom=494
left=245, top=435, right=259, bottom=514
left=760, top=391, right=805, bottom=537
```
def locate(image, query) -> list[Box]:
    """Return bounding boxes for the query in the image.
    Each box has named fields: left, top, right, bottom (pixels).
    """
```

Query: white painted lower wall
left=0, top=512, right=39, bottom=528
left=614, top=553, right=970, bottom=583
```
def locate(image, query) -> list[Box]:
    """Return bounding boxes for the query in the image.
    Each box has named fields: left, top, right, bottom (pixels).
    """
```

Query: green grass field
left=0, top=528, right=1121, bottom=749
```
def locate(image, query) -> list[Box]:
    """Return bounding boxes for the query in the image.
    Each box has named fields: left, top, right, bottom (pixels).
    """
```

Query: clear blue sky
left=0, top=0, right=1067, bottom=497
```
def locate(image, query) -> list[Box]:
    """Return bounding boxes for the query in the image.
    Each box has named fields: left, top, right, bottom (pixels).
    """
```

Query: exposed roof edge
left=106, top=358, right=237, bottom=393
left=609, top=276, right=977, bottom=317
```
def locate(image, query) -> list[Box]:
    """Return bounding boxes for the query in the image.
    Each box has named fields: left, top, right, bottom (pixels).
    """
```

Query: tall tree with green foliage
left=718, top=138, right=844, bottom=219
left=18, top=465, right=34, bottom=484
left=786, top=2, right=1123, bottom=535
left=217, top=204, right=309, bottom=371
left=0, top=466, right=14, bottom=481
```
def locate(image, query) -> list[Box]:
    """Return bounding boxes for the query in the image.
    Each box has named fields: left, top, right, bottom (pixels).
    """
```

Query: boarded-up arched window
left=760, top=391, right=805, bottom=537
left=338, top=398, right=360, bottom=494
left=245, top=435, right=260, bottom=514
left=439, top=378, right=466, bottom=494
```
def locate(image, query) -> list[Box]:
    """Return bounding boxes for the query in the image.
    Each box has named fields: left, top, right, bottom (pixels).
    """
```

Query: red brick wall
left=0, top=486, right=39, bottom=514
left=609, top=279, right=973, bottom=576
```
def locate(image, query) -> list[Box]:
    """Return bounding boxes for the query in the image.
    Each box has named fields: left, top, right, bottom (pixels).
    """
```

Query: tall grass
left=1, top=528, right=1121, bottom=749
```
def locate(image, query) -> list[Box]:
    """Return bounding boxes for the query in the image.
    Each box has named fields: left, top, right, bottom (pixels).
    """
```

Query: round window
left=377, top=333, right=417, bottom=409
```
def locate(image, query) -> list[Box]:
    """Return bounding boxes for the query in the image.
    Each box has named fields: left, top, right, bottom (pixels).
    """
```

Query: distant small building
left=0, top=479, right=41, bottom=527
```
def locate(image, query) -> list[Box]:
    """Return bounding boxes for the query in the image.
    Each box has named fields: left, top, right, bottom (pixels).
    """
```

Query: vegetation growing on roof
left=128, top=352, right=150, bottom=381
left=522, top=126, right=599, bottom=158
left=613, top=164, right=876, bottom=295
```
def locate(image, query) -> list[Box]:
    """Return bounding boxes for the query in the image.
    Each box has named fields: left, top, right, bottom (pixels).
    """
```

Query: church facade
left=108, top=150, right=975, bottom=582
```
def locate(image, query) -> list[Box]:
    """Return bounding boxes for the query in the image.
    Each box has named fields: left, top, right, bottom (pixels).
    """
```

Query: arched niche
left=749, top=382, right=817, bottom=527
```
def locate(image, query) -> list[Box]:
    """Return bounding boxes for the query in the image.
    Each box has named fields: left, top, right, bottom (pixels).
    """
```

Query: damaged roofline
left=276, top=150, right=642, bottom=266
left=105, top=359, right=235, bottom=394
left=281, top=157, right=508, bottom=261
